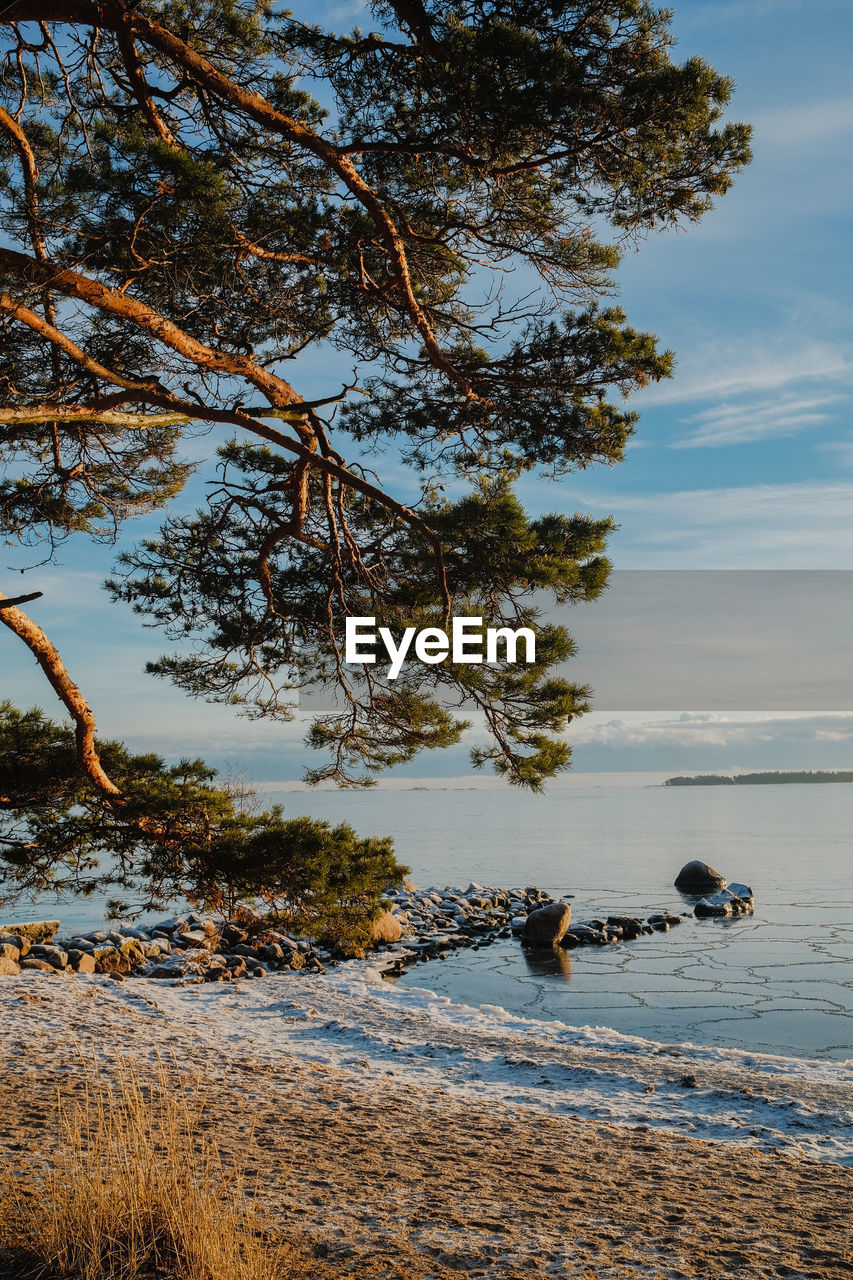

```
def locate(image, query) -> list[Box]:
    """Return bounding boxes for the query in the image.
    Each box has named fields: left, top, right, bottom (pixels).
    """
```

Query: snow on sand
left=3, top=960, right=852, bottom=1165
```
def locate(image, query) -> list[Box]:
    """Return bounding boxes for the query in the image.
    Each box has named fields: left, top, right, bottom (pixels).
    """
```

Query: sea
left=9, top=772, right=853, bottom=1063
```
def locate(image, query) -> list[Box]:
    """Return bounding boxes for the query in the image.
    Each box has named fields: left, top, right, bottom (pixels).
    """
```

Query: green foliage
left=0, top=703, right=407, bottom=938
left=184, top=812, right=406, bottom=945
left=0, top=0, right=751, bottom=785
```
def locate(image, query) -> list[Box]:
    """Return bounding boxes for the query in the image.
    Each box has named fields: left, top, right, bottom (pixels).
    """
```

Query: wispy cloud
left=571, top=481, right=853, bottom=566
left=751, top=95, right=853, bottom=148
left=641, top=337, right=851, bottom=408
left=672, top=391, right=842, bottom=448
left=569, top=711, right=853, bottom=750
left=815, top=440, right=853, bottom=469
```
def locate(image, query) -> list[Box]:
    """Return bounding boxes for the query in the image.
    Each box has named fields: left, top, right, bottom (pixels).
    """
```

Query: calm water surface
left=12, top=776, right=853, bottom=1060
left=271, top=778, right=853, bottom=1061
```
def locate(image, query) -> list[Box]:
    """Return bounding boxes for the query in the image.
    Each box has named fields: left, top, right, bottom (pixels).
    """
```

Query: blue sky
left=5, top=0, right=853, bottom=779
left=543, top=0, right=853, bottom=568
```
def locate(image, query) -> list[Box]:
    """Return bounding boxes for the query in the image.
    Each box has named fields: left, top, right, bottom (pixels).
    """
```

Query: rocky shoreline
left=0, top=865, right=753, bottom=983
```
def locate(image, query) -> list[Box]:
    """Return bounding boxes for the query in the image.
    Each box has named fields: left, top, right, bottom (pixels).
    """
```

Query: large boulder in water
left=521, top=902, right=572, bottom=946
left=674, top=861, right=726, bottom=894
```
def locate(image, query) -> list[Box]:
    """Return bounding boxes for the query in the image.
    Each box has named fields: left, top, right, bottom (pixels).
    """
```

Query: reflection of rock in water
left=522, top=946, right=573, bottom=981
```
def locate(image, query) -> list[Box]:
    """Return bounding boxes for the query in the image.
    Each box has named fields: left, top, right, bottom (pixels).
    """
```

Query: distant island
left=665, top=771, right=853, bottom=786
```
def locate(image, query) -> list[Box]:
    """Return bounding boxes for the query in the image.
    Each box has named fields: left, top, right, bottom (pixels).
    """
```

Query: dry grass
left=0, top=1060, right=302, bottom=1280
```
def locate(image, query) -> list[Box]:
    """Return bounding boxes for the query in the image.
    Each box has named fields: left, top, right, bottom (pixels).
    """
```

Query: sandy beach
left=2, top=967, right=852, bottom=1279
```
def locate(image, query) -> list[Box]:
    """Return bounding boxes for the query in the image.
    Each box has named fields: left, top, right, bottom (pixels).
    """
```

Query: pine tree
left=0, top=1, right=751, bottom=791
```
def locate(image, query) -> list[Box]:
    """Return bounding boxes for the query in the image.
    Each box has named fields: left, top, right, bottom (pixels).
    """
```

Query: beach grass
left=0, top=1058, right=303, bottom=1280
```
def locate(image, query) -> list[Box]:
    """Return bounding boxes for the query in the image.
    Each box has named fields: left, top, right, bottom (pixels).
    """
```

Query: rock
left=0, top=941, right=21, bottom=963
left=118, top=938, right=146, bottom=961
left=0, top=955, right=21, bottom=975
left=29, top=944, right=68, bottom=970
left=680, top=1073, right=698, bottom=1088
left=173, top=930, right=211, bottom=950
left=606, top=915, right=643, bottom=940
left=258, top=943, right=285, bottom=964
left=647, top=912, right=683, bottom=927
left=563, top=926, right=596, bottom=947
left=695, top=885, right=754, bottom=918
left=521, top=902, right=572, bottom=946
left=90, top=944, right=117, bottom=963
left=220, top=924, right=248, bottom=947
left=727, top=883, right=754, bottom=903
left=371, top=910, right=402, bottom=944
left=0, top=920, right=60, bottom=943
left=674, top=861, right=726, bottom=894
left=94, top=949, right=132, bottom=974
left=67, top=950, right=97, bottom=974
left=150, top=916, right=187, bottom=933
left=227, top=943, right=260, bottom=958
left=149, top=962, right=187, bottom=979
left=20, top=957, right=54, bottom=971
left=0, top=932, right=29, bottom=955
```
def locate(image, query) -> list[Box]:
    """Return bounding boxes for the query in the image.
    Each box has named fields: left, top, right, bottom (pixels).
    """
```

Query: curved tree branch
left=0, top=246, right=304, bottom=409
left=0, top=590, right=121, bottom=796
left=0, top=293, right=451, bottom=612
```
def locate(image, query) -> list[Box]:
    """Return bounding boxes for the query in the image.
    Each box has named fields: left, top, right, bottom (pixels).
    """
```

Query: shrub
left=184, top=811, right=408, bottom=947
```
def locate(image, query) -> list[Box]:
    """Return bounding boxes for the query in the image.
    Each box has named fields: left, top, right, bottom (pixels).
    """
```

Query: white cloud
left=568, top=711, right=853, bottom=750
left=815, top=440, right=853, bottom=468
left=571, top=481, right=853, bottom=566
left=751, top=95, right=853, bottom=149
left=671, top=391, right=842, bottom=448
left=641, top=337, right=851, bottom=409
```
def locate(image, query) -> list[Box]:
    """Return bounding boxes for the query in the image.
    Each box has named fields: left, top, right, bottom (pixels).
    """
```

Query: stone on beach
left=0, top=933, right=29, bottom=955
left=94, top=949, right=133, bottom=975
left=0, top=920, right=60, bottom=943
left=522, top=902, right=572, bottom=946
left=674, top=861, right=727, bottom=893
left=29, top=945, right=68, bottom=970
left=0, top=878, right=702, bottom=986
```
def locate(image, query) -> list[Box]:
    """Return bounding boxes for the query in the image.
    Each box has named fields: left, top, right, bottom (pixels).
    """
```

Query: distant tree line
left=665, top=772, right=853, bottom=787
